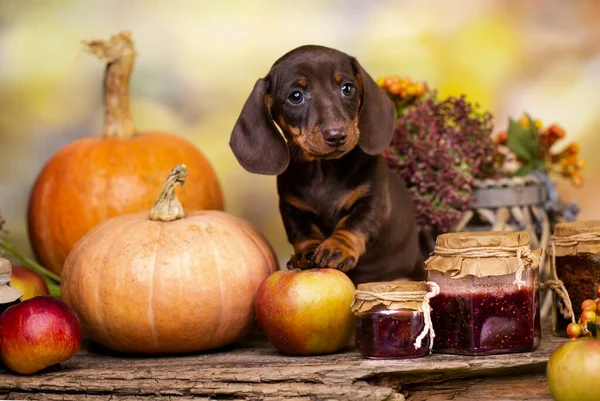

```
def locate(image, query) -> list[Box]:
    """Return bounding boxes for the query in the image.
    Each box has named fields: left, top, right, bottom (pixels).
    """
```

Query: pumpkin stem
left=84, top=31, right=137, bottom=139
left=149, top=165, right=187, bottom=222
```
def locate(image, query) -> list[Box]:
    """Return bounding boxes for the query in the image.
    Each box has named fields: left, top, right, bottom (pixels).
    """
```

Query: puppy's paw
left=287, top=248, right=318, bottom=270
left=312, top=238, right=359, bottom=272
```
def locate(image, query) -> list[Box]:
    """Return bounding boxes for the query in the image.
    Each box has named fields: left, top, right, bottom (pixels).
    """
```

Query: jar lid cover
left=554, top=220, right=600, bottom=237
left=424, top=230, right=541, bottom=279
left=434, top=230, right=531, bottom=249
left=352, top=281, right=428, bottom=313
left=552, top=220, right=600, bottom=257
left=356, top=281, right=427, bottom=293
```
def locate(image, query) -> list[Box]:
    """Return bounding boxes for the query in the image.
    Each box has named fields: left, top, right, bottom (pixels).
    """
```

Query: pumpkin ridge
left=95, top=216, right=143, bottom=347
left=146, top=222, right=162, bottom=349
left=208, top=227, right=227, bottom=347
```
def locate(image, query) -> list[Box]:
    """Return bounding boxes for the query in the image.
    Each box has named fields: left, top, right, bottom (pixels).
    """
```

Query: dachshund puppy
left=230, top=45, right=423, bottom=285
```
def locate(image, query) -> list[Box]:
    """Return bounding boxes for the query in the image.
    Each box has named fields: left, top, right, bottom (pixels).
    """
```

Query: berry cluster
left=377, top=75, right=426, bottom=111
left=382, top=84, right=497, bottom=233
left=493, top=114, right=585, bottom=186
left=566, top=284, right=600, bottom=340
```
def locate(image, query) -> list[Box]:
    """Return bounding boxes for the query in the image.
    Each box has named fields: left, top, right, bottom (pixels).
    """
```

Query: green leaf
left=525, top=113, right=541, bottom=160
left=514, top=164, right=535, bottom=176
left=507, top=118, right=536, bottom=162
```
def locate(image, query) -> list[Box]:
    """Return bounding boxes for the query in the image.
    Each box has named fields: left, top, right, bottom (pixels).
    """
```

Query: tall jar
left=352, top=281, right=439, bottom=359
left=549, top=220, right=600, bottom=337
left=424, top=231, right=542, bottom=356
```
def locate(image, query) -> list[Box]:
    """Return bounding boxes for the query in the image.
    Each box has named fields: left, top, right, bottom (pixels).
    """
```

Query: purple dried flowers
left=384, top=87, right=498, bottom=233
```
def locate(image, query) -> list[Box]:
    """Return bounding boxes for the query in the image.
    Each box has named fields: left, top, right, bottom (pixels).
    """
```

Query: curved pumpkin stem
left=84, top=31, right=137, bottom=139
left=149, top=165, right=187, bottom=222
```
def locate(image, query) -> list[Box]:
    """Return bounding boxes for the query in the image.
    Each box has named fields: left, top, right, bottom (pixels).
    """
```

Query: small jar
left=549, top=221, right=600, bottom=337
left=424, top=231, right=542, bottom=356
left=352, top=281, right=438, bottom=359
left=0, top=258, right=23, bottom=315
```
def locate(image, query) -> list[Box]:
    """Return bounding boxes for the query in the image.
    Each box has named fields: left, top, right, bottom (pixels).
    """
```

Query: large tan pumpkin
left=28, top=32, right=223, bottom=276
left=61, top=165, right=277, bottom=354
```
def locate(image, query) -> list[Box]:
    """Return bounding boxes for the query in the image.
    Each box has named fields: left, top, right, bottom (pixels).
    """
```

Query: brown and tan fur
left=229, top=45, right=423, bottom=285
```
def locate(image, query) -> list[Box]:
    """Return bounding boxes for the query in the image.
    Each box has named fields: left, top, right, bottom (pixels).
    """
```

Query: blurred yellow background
left=1, top=0, right=599, bottom=267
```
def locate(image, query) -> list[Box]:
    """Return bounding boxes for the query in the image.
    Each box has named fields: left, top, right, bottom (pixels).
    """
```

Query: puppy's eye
left=341, top=83, right=355, bottom=97
left=288, top=90, right=305, bottom=105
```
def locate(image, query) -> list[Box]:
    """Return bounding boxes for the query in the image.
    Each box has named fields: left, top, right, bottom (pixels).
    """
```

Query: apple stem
left=0, top=240, right=61, bottom=283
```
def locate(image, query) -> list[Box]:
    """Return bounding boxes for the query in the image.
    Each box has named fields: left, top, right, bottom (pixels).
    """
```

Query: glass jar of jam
left=352, top=281, right=438, bottom=359
left=0, top=258, right=23, bottom=315
left=549, top=221, right=600, bottom=337
left=424, top=231, right=542, bottom=356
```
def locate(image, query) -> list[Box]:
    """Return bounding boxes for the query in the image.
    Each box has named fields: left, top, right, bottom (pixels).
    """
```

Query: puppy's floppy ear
left=353, top=59, right=396, bottom=155
left=230, top=78, right=290, bottom=175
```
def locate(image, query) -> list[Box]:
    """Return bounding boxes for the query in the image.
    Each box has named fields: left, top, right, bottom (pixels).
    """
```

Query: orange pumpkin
left=27, top=32, right=223, bottom=276
left=61, top=165, right=278, bottom=354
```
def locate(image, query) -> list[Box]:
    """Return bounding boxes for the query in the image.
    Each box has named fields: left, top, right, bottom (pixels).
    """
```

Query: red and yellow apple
left=0, top=295, right=82, bottom=375
left=547, top=337, right=600, bottom=401
left=255, top=268, right=356, bottom=356
left=9, top=265, right=49, bottom=300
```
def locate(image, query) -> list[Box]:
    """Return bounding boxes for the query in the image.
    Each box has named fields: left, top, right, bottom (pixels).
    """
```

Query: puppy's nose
left=322, top=129, right=347, bottom=147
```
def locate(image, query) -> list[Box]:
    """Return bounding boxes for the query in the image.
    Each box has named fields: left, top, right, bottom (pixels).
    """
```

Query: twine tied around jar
left=432, top=245, right=539, bottom=290
left=542, top=232, right=600, bottom=322
left=352, top=282, right=440, bottom=350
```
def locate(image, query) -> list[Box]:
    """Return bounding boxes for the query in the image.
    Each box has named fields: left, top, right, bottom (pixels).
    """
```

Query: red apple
left=9, top=265, right=49, bottom=300
left=0, top=295, right=82, bottom=374
left=547, top=337, right=600, bottom=401
left=255, top=268, right=356, bottom=356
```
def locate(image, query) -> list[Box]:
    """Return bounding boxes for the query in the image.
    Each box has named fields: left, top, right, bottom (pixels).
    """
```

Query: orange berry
left=383, top=77, right=397, bottom=89
left=519, top=116, right=530, bottom=129
left=582, top=299, right=597, bottom=312
left=571, top=171, right=584, bottom=186
left=494, top=131, right=508, bottom=145
left=567, top=143, right=580, bottom=154
left=412, top=83, right=425, bottom=96
left=566, top=322, right=583, bottom=340
left=546, top=124, right=566, bottom=139
left=580, top=310, right=597, bottom=324
left=388, top=83, right=403, bottom=95
left=376, top=77, right=386, bottom=87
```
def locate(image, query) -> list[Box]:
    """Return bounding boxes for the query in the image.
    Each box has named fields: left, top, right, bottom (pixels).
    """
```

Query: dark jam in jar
left=430, top=286, right=540, bottom=355
left=355, top=305, right=430, bottom=359
left=553, top=253, right=600, bottom=337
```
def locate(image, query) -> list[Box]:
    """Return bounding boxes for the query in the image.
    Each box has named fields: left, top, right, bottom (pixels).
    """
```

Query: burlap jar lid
left=552, top=220, right=600, bottom=257
left=0, top=258, right=22, bottom=304
left=424, top=231, right=542, bottom=279
left=351, top=281, right=427, bottom=313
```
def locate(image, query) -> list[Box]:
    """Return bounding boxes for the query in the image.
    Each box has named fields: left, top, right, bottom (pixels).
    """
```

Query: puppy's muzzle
left=322, top=128, right=347, bottom=147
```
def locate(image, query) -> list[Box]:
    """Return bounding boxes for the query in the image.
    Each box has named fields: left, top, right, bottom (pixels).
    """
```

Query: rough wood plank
left=0, top=324, right=564, bottom=400
left=404, top=373, right=552, bottom=401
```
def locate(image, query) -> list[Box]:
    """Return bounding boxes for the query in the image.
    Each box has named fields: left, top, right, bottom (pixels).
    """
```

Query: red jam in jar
left=424, top=231, right=542, bottom=356
left=549, top=221, right=600, bottom=337
left=428, top=272, right=541, bottom=354
left=352, top=281, right=437, bottom=359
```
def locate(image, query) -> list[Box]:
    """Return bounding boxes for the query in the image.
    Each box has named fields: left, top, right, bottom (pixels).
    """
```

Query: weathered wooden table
left=0, top=324, right=564, bottom=401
